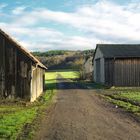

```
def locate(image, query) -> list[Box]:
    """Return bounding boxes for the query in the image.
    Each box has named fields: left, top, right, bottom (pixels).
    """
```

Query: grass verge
left=101, top=95, right=140, bottom=113
left=0, top=72, right=57, bottom=140
left=99, top=88, right=140, bottom=116
left=112, top=91, right=140, bottom=103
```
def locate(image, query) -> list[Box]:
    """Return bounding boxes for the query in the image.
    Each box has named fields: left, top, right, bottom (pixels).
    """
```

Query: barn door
left=105, top=59, right=114, bottom=86
left=96, top=59, right=101, bottom=83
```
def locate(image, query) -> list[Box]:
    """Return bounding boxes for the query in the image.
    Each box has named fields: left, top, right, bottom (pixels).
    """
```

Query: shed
left=0, top=29, right=47, bottom=102
left=93, top=44, right=140, bottom=86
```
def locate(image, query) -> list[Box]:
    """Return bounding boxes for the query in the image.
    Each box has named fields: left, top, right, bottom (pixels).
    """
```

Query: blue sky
left=0, top=0, right=140, bottom=51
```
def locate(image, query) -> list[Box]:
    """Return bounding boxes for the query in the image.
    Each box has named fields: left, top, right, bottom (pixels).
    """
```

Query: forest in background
left=32, top=50, right=94, bottom=70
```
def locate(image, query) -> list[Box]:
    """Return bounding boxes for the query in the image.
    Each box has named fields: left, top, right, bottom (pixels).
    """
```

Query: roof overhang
left=0, top=28, right=47, bottom=70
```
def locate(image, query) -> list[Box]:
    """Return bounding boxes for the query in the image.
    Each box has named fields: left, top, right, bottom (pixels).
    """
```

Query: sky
left=0, top=0, right=140, bottom=51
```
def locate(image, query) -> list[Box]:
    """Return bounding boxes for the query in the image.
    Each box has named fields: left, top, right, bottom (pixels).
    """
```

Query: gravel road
left=34, top=77, right=140, bottom=140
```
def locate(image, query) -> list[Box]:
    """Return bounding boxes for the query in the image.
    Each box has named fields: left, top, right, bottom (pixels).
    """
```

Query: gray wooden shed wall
left=93, top=47, right=105, bottom=84
left=0, top=32, right=45, bottom=101
left=105, top=58, right=140, bottom=86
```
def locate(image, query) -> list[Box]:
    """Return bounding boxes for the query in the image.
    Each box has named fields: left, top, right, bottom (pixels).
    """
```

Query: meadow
left=46, top=70, right=80, bottom=80
left=0, top=70, right=80, bottom=139
left=2, top=70, right=140, bottom=139
left=98, top=88, right=140, bottom=116
left=0, top=72, right=57, bottom=140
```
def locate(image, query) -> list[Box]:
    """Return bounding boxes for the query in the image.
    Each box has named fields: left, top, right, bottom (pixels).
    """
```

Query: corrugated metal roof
left=0, top=28, right=47, bottom=70
left=97, top=44, right=140, bottom=58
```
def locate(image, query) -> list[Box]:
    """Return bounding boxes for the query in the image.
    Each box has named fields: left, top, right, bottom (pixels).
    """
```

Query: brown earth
left=34, top=77, right=140, bottom=140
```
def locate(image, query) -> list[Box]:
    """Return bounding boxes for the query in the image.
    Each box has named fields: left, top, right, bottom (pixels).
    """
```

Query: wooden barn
left=0, top=29, right=47, bottom=102
left=93, top=44, right=140, bottom=86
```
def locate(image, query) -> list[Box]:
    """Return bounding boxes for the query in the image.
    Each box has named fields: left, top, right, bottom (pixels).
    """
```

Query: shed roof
left=0, top=28, right=47, bottom=70
left=96, top=44, right=140, bottom=58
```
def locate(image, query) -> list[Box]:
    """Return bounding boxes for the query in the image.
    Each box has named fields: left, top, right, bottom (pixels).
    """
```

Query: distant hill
left=32, top=50, right=94, bottom=70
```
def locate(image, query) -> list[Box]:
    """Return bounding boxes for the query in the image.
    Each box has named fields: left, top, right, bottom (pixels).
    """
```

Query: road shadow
left=46, top=78, right=107, bottom=90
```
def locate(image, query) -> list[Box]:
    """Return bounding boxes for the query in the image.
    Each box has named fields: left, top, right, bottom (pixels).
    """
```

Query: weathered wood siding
left=95, top=58, right=101, bottom=83
left=114, top=58, right=140, bottom=86
left=15, top=50, right=32, bottom=100
left=0, top=33, right=5, bottom=98
left=31, top=67, right=45, bottom=102
left=0, top=33, right=32, bottom=99
left=105, top=59, right=114, bottom=86
left=0, top=32, right=45, bottom=101
left=105, top=58, right=140, bottom=86
left=94, top=47, right=105, bottom=83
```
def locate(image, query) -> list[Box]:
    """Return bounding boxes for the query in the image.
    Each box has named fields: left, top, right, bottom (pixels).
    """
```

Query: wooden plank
left=114, top=58, right=140, bottom=86
left=95, top=58, right=101, bottom=83
left=105, top=59, right=114, bottom=86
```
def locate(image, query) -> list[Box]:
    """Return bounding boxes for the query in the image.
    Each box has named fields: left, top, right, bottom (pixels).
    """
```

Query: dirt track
left=34, top=77, right=140, bottom=140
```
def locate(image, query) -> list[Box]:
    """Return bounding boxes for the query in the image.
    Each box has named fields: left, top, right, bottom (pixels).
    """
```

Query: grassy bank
left=0, top=72, right=57, bottom=140
left=99, top=88, right=140, bottom=116
left=110, top=91, right=140, bottom=103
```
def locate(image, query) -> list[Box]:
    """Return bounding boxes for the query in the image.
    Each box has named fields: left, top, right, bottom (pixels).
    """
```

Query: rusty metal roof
left=0, top=28, right=47, bottom=70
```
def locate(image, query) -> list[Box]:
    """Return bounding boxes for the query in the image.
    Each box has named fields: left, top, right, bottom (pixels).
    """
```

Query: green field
left=0, top=72, right=57, bottom=140
left=46, top=70, right=80, bottom=80
left=0, top=70, right=79, bottom=139
left=56, top=71, right=80, bottom=79
left=45, top=72, right=57, bottom=80
left=0, top=107, right=38, bottom=139
left=102, top=94, right=140, bottom=113
left=101, top=88, right=140, bottom=115
left=113, top=91, right=140, bottom=102
left=2, top=70, right=140, bottom=139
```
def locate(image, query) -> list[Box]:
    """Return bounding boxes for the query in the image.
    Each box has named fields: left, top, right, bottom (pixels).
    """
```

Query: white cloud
left=0, top=3, right=8, bottom=15
left=12, top=6, right=27, bottom=15
left=1, top=0, right=140, bottom=51
left=0, top=22, right=96, bottom=51
left=0, top=3, right=7, bottom=9
left=21, top=33, right=97, bottom=51
left=33, top=1, right=140, bottom=42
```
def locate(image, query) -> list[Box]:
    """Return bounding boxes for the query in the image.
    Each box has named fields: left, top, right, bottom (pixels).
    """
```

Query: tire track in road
left=34, top=76, right=140, bottom=140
